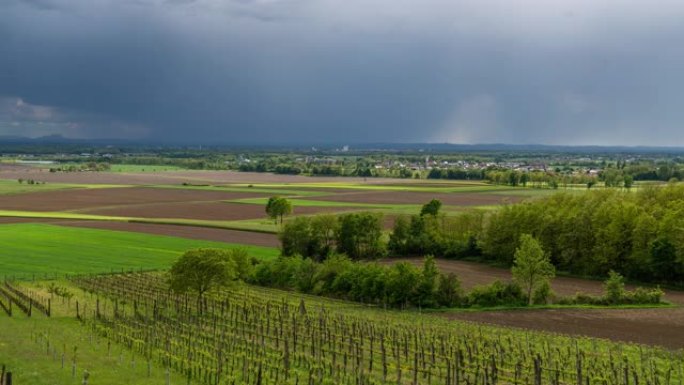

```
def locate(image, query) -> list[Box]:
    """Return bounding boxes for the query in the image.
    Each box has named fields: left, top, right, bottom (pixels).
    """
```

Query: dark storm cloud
left=2, top=0, right=684, bottom=145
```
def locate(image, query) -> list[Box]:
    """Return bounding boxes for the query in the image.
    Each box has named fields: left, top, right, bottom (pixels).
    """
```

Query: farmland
left=0, top=163, right=683, bottom=384
left=0, top=223, right=278, bottom=277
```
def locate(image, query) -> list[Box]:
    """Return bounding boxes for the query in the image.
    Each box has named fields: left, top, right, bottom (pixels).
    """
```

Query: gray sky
left=1, top=0, right=684, bottom=145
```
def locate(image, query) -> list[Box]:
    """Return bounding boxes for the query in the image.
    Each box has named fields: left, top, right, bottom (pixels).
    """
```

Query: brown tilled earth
left=382, top=258, right=684, bottom=349
left=81, top=201, right=360, bottom=220
left=443, top=307, right=684, bottom=349
left=0, top=187, right=267, bottom=211
left=309, top=191, right=525, bottom=205
left=57, top=221, right=280, bottom=247
left=385, top=258, right=684, bottom=303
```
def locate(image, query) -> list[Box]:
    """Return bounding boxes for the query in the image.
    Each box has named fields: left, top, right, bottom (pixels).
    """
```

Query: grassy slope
left=0, top=281, right=186, bottom=385
left=0, top=316, right=186, bottom=385
left=0, top=223, right=279, bottom=277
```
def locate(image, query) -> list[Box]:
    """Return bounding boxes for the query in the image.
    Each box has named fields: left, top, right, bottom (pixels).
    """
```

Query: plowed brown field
left=381, top=258, right=684, bottom=348
left=0, top=187, right=266, bottom=211
left=57, top=221, right=279, bottom=247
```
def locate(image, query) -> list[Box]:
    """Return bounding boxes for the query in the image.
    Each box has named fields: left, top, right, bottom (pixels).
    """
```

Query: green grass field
left=0, top=223, right=279, bottom=278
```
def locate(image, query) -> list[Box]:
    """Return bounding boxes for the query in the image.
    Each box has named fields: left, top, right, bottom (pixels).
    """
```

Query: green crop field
left=0, top=223, right=278, bottom=277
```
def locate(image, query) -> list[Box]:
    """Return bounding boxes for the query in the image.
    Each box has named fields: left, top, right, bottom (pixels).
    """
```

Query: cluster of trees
left=279, top=212, right=385, bottom=260
left=611, top=161, right=684, bottom=182
left=479, top=185, right=684, bottom=284
left=169, top=235, right=662, bottom=311
left=252, top=255, right=461, bottom=308
left=386, top=188, right=684, bottom=286
left=389, top=210, right=483, bottom=259
left=49, top=162, right=111, bottom=172
left=17, top=178, right=45, bottom=185
left=483, top=170, right=598, bottom=188
left=427, top=168, right=485, bottom=180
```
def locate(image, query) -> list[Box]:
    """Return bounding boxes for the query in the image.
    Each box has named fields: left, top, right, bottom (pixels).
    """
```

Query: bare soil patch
left=57, top=221, right=279, bottom=247
left=309, top=191, right=525, bottom=206
left=0, top=187, right=267, bottom=212
left=382, top=257, right=684, bottom=348
left=441, top=308, right=684, bottom=350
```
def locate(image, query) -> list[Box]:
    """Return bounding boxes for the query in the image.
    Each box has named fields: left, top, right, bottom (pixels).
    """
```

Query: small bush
left=624, top=287, right=664, bottom=304
left=467, top=281, right=526, bottom=307
left=532, top=280, right=553, bottom=305
left=604, top=270, right=625, bottom=304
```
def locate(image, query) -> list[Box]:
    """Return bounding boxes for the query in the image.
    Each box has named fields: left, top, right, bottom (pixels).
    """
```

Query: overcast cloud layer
left=1, top=0, right=684, bottom=145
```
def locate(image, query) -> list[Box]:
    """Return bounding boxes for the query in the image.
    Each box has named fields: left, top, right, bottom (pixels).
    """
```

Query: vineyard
left=43, top=272, right=682, bottom=385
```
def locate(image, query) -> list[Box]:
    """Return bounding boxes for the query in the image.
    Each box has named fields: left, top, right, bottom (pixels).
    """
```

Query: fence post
left=6, top=372, right=12, bottom=385
left=534, top=355, right=542, bottom=385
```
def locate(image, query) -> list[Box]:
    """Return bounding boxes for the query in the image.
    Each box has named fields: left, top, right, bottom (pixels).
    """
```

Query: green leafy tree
left=511, top=234, right=555, bottom=305
left=168, top=248, right=238, bottom=311
left=388, top=215, right=410, bottom=255
left=623, top=175, right=634, bottom=189
left=384, top=262, right=420, bottom=308
left=310, top=214, right=339, bottom=259
left=294, top=258, right=319, bottom=293
left=435, top=272, right=462, bottom=307
left=279, top=216, right=316, bottom=257
left=603, top=270, right=625, bottom=304
left=414, top=255, right=439, bottom=308
left=420, top=199, right=442, bottom=217
left=336, top=212, right=385, bottom=259
left=650, top=237, right=681, bottom=282
left=266, top=196, right=293, bottom=224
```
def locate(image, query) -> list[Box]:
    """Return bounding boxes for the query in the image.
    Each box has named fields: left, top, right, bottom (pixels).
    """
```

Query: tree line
left=478, top=185, right=684, bottom=284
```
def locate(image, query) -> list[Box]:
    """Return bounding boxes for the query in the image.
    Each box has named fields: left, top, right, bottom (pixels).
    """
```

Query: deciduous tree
left=511, top=234, right=555, bottom=305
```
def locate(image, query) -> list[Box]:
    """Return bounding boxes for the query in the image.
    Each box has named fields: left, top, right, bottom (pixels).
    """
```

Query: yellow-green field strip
left=0, top=210, right=280, bottom=234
